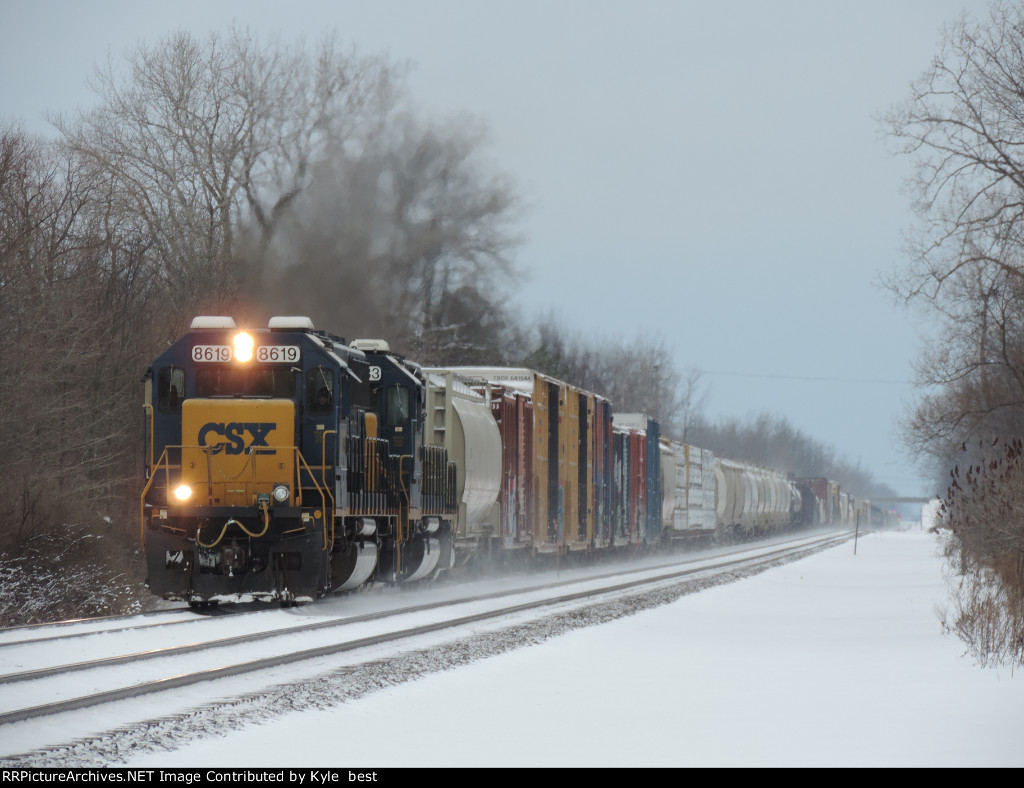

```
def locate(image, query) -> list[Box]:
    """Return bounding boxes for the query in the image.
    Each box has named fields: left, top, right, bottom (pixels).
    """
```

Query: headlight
left=173, top=484, right=193, bottom=502
left=273, top=484, right=290, bottom=503
left=233, top=331, right=254, bottom=363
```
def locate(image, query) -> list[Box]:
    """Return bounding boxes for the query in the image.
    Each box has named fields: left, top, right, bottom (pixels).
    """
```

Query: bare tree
left=883, top=0, right=1024, bottom=665
left=519, top=317, right=697, bottom=437
left=0, top=124, right=151, bottom=558
left=687, top=412, right=889, bottom=496
left=55, top=28, right=401, bottom=326
left=677, top=365, right=708, bottom=443
left=882, top=1, right=1024, bottom=455
left=250, top=112, right=521, bottom=362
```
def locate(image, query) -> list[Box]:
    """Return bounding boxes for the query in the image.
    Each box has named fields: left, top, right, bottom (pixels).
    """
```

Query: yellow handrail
left=141, top=444, right=332, bottom=550
left=395, top=454, right=411, bottom=576
left=293, top=448, right=330, bottom=550
left=321, top=430, right=337, bottom=549
left=144, top=404, right=154, bottom=471
left=140, top=446, right=172, bottom=546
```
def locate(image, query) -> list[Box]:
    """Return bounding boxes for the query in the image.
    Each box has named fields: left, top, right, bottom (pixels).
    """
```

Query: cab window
left=307, top=368, right=334, bottom=413
left=195, top=366, right=295, bottom=398
left=386, top=385, right=410, bottom=427
left=157, top=367, right=185, bottom=414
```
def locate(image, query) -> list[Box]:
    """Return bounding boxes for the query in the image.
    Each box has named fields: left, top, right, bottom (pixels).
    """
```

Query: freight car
left=141, top=317, right=857, bottom=605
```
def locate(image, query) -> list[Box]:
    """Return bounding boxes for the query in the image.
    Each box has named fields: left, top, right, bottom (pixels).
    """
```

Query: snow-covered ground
left=118, top=512, right=1020, bottom=768
left=6, top=507, right=1022, bottom=768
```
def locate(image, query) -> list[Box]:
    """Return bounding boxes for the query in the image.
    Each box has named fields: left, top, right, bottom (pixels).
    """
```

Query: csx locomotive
left=142, top=316, right=457, bottom=605
left=141, top=316, right=866, bottom=606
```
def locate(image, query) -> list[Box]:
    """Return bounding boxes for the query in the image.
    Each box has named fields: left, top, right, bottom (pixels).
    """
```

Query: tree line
left=883, top=0, right=1024, bottom=665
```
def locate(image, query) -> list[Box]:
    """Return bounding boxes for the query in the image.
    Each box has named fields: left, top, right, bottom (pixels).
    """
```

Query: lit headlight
left=273, top=484, right=290, bottom=503
left=173, top=484, right=193, bottom=502
left=233, top=331, right=254, bottom=363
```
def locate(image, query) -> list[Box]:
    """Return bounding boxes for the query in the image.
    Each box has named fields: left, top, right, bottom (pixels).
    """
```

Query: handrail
left=293, top=448, right=330, bottom=550
left=396, top=454, right=412, bottom=576
left=143, top=404, right=154, bottom=472
left=139, top=446, right=173, bottom=546
left=141, top=443, right=331, bottom=550
left=321, top=430, right=337, bottom=549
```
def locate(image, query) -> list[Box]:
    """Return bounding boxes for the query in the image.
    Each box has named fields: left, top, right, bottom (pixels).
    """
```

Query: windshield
left=194, top=366, right=296, bottom=398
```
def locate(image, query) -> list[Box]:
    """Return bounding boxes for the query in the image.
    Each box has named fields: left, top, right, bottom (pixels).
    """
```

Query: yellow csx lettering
left=197, top=422, right=277, bottom=455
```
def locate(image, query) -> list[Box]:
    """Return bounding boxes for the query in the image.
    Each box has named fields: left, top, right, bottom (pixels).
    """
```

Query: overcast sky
left=0, top=0, right=981, bottom=496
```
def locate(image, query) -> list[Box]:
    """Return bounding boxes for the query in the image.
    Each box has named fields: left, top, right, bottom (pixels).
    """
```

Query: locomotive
left=141, top=316, right=865, bottom=606
left=141, top=316, right=457, bottom=606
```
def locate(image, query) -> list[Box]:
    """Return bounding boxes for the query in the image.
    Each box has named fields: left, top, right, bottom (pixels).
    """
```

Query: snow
left=4, top=510, right=1023, bottom=768
left=128, top=522, right=1022, bottom=767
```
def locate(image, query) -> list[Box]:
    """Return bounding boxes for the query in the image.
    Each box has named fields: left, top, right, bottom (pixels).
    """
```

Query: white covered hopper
left=422, top=369, right=502, bottom=539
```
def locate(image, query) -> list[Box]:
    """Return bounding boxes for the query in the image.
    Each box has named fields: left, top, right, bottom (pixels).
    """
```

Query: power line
left=705, top=370, right=911, bottom=385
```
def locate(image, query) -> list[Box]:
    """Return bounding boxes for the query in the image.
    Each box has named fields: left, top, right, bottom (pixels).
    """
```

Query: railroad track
left=0, top=530, right=850, bottom=728
left=0, top=608, right=221, bottom=650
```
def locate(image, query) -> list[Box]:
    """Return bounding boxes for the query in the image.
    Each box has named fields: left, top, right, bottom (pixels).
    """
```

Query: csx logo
left=198, top=422, right=277, bottom=455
